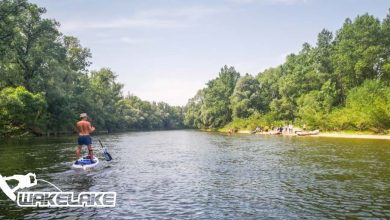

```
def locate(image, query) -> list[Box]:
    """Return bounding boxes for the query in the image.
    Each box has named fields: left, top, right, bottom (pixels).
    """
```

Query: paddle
left=98, top=139, right=113, bottom=161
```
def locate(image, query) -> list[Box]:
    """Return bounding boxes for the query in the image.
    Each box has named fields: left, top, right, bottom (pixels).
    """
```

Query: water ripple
left=0, top=131, right=389, bottom=219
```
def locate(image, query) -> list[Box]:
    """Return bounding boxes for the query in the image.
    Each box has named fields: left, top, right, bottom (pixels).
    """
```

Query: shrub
left=0, top=86, right=47, bottom=136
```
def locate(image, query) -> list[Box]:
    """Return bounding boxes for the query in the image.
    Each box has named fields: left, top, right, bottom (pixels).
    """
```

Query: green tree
left=184, top=89, right=205, bottom=128
left=328, top=80, right=390, bottom=131
left=230, top=74, right=262, bottom=118
left=256, top=67, right=283, bottom=112
left=0, top=86, right=46, bottom=136
left=0, top=0, right=28, bottom=88
left=201, top=66, right=240, bottom=128
left=88, top=68, right=124, bottom=132
left=314, top=29, right=334, bottom=75
left=332, top=14, right=383, bottom=101
left=381, top=10, right=390, bottom=82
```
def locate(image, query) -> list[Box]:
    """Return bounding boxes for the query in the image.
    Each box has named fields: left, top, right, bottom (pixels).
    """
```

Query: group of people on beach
left=255, top=123, right=303, bottom=135
left=228, top=123, right=312, bottom=136
left=274, top=124, right=296, bottom=134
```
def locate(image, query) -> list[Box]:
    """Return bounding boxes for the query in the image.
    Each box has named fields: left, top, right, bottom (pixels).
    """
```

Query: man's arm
left=76, top=122, right=81, bottom=133
left=88, top=122, right=95, bottom=133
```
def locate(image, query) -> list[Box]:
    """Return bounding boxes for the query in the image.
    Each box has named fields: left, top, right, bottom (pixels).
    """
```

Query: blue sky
left=30, top=0, right=389, bottom=106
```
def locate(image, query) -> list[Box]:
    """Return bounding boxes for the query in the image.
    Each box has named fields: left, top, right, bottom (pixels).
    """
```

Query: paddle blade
left=98, top=139, right=113, bottom=161
left=103, top=149, right=113, bottom=161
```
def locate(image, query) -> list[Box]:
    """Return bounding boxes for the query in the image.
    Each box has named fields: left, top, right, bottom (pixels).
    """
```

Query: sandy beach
left=313, top=133, right=390, bottom=140
left=227, top=130, right=390, bottom=140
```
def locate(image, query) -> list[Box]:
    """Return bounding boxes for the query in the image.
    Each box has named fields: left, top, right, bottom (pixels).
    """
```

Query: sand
left=228, top=130, right=390, bottom=140
left=313, top=133, right=390, bottom=140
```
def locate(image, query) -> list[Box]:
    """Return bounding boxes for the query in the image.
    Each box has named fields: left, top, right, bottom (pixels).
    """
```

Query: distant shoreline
left=222, top=130, right=390, bottom=140
left=313, top=133, right=390, bottom=140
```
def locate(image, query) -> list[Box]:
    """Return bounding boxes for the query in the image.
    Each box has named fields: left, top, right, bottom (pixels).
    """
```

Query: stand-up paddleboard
left=72, top=155, right=99, bottom=170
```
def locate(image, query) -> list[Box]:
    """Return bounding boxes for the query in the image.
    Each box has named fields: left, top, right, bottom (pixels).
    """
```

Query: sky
left=30, top=0, right=390, bottom=106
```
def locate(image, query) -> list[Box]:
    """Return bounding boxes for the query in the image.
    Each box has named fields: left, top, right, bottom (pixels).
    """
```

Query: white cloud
left=60, top=6, right=222, bottom=31
left=120, top=37, right=144, bottom=45
left=61, top=18, right=183, bottom=31
left=135, top=6, right=222, bottom=20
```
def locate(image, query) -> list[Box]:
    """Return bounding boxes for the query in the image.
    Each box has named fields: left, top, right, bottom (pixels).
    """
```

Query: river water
left=0, top=130, right=389, bottom=219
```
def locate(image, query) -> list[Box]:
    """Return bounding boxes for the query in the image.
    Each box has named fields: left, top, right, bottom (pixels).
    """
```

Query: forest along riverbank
left=184, top=13, right=390, bottom=136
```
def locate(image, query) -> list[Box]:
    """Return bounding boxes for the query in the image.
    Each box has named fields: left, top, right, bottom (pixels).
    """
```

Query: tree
left=0, top=0, right=185, bottom=136
left=88, top=68, right=123, bottom=132
left=183, top=11, right=390, bottom=132
left=256, top=67, right=283, bottom=113
left=0, top=0, right=28, bottom=88
left=314, top=29, right=334, bottom=75
left=0, top=86, right=46, bottom=136
left=381, top=9, right=390, bottom=83
left=332, top=14, right=383, bottom=101
left=328, top=80, right=390, bottom=131
left=297, top=81, right=336, bottom=130
left=184, top=89, right=205, bottom=128
left=230, top=74, right=262, bottom=118
left=11, top=3, right=62, bottom=91
left=201, top=66, right=240, bottom=128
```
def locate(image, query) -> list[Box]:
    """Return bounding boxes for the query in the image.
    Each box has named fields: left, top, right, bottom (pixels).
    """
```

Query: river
left=0, top=130, right=389, bottom=219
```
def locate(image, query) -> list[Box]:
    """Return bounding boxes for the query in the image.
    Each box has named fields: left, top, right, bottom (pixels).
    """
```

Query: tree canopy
left=184, top=11, right=390, bottom=133
left=0, top=0, right=184, bottom=137
left=1, top=0, right=389, bottom=136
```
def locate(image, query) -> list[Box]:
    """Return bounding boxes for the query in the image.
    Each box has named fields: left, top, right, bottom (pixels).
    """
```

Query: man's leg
left=76, top=145, right=82, bottom=160
left=87, top=145, right=94, bottom=160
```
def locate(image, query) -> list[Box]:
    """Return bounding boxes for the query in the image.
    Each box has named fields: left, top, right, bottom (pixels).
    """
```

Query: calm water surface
left=0, top=130, right=389, bottom=219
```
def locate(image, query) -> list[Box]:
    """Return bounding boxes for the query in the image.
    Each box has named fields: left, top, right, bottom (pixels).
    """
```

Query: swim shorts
left=78, top=135, right=92, bottom=146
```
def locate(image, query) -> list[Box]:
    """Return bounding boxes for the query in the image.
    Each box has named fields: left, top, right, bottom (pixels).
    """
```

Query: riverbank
left=218, top=129, right=390, bottom=140
left=314, top=133, right=390, bottom=140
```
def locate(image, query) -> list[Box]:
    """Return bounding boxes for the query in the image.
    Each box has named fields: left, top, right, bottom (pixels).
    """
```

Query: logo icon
left=0, top=173, right=37, bottom=201
left=0, top=173, right=116, bottom=207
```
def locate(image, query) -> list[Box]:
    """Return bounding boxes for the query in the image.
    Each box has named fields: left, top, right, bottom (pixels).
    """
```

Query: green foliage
left=328, top=80, right=390, bottom=132
left=332, top=14, right=384, bottom=102
left=224, top=112, right=261, bottom=131
left=0, top=0, right=185, bottom=137
left=2, top=0, right=390, bottom=135
left=183, top=89, right=205, bottom=128
left=256, top=67, right=282, bottom=112
left=297, top=91, right=327, bottom=130
left=184, top=66, right=240, bottom=128
left=185, top=11, right=390, bottom=133
left=224, top=112, right=283, bottom=131
left=115, top=95, right=184, bottom=130
left=230, top=74, right=262, bottom=118
left=0, top=86, right=46, bottom=136
left=296, top=80, right=337, bottom=130
left=88, top=68, right=124, bottom=132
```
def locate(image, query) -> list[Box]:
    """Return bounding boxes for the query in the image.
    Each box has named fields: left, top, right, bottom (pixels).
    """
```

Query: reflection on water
left=0, top=130, right=389, bottom=219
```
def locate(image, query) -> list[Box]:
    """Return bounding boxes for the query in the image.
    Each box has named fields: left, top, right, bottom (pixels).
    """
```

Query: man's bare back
left=77, top=120, right=95, bottom=136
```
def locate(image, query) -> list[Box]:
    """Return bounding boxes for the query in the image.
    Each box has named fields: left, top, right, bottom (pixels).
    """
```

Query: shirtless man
left=76, top=113, right=96, bottom=161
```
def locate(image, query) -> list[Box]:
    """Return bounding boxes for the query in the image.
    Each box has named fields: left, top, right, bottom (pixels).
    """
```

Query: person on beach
left=76, top=113, right=95, bottom=161
left=278, top=126, right=283, bottom=134
left=288, top=124, right=293, bottom=134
